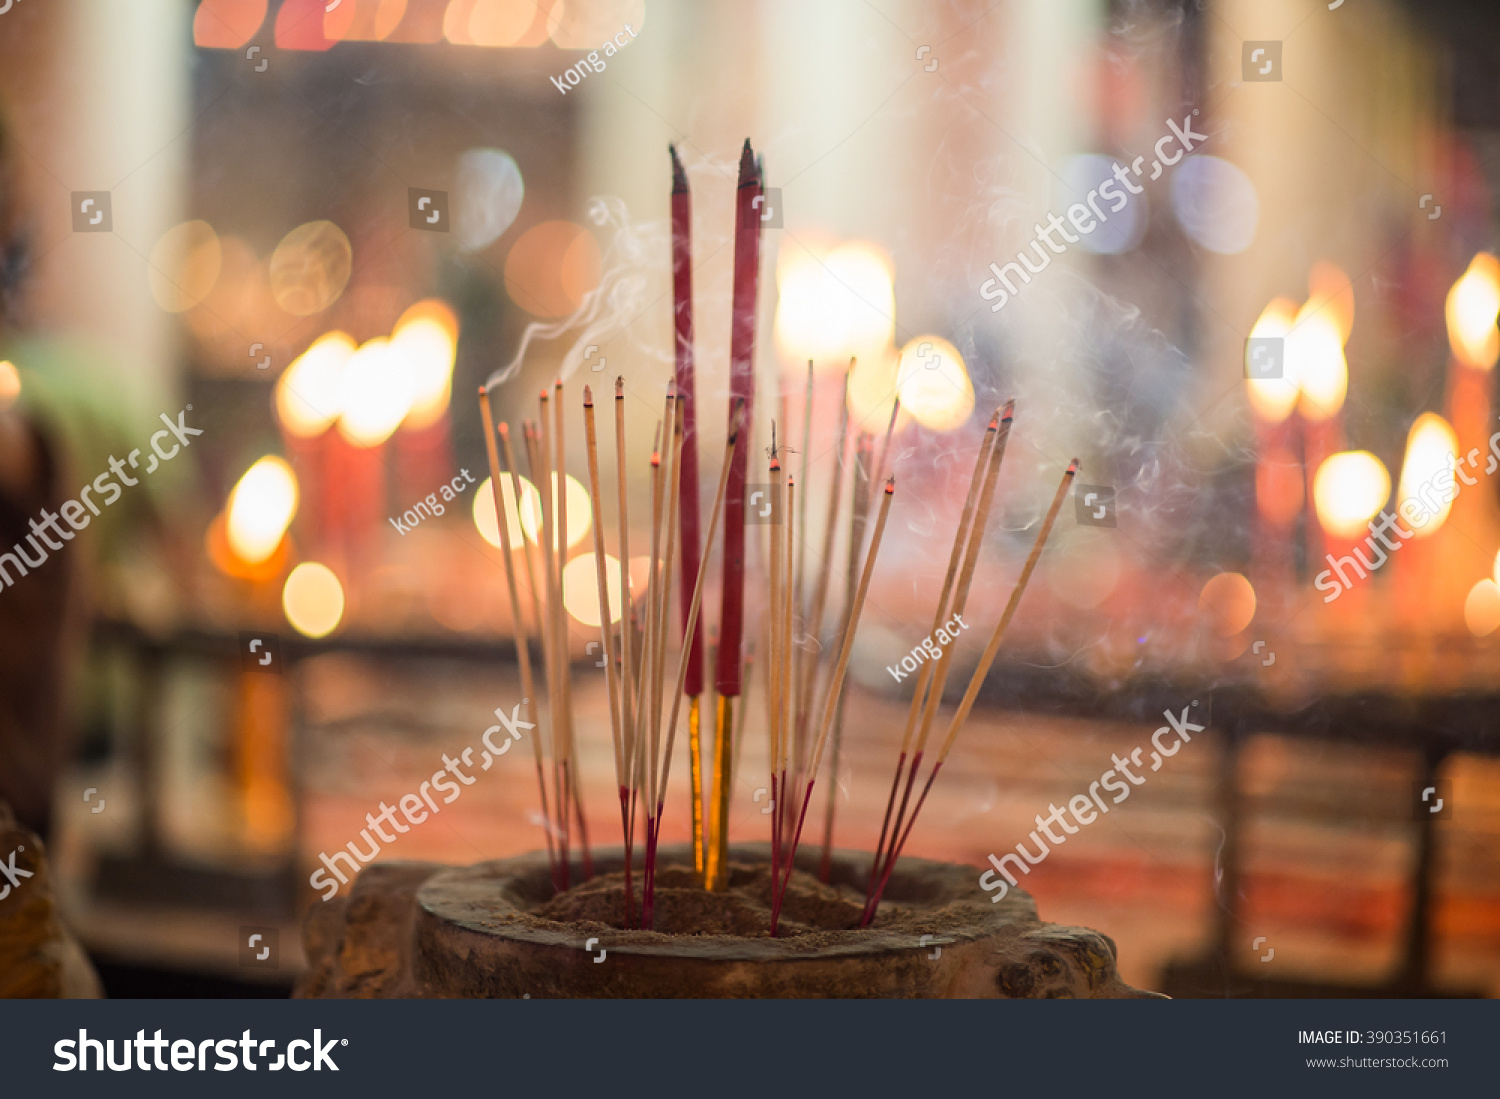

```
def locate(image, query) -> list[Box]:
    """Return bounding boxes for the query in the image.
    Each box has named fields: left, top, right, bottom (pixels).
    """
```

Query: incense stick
left=793, top=362, right=853, bottom=765
left=771, top=475, right=895, bottom=936
left=554, top=380, right=591, bottom=880
left=655, top=401, right=745, bottom=912
left=818, top=433, right=873, bottom=877
left=582, top=387, right=629, bottom=924
left=862, top=458, right=1076, bottom=924
left=670, top=147, right=708, bottom=880
left=527, top=406, right=568, bottom=889
left=478, top=388, right=554, bottom=881
left=611, top=378, right=638, bottom=924
left=865, top=405, right=1003, bottom=904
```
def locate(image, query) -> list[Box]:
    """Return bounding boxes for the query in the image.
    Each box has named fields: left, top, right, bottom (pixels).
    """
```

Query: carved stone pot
left=297, top=844, right=1161, bottom=999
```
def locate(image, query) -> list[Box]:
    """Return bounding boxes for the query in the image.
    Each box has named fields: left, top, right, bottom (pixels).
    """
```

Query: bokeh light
left=455, top=148, right=524, bottom=253
left=1290, top=306, right=1348, bottom=421
left=895, top=335, right=974, bottom=432
left=1306, top=261, right=1355, bottom=345
left=518, top=472, right=592, bottom=549
left=269, top=220, right=353, bottom=316
left=1245, top=297, right=1300, bottom=423
left=1058, top=154, right=1147, bottom=255
left=227, top=456, right=299, bottom=565
left=472, top=474, right=542, bottom=548
left=503, top=221, right=601, bottom=318
left=282, top=561, right=345, bottom=638
left=775, top=240, right=895, bottom=368
left=1465, top=578, right=1500, bottom=637
left=1397, top=413, right=1460, bottom=537
left=1170, top=155, right=1259, bottom=255
left=276, top=332, right=356, bottom=437
left=148, top=220, right=222, bottom=313
left=1446, top=252, right=1500, bottom=370
left=547, top=0, right=645, bottom=47
left=562, top=552, right=624, bottom=627
left=1313, top=451, right=1390, bottom=538
left=274, top=0, right=337, bottom=49
left=845, top=348, right=899, bottom=429
left=1198, top=571, right=1256, bottom=636
left=0, top=361, right=19, bottom=410
left=193, top=0, right=268, bottom=48
left=325, top=0, right=408, bottom=41
left=338, top=337, right=413, bottom=446
left=469, top=0, right=539, bottom=46
left=392, top=300, right=459, bottom=430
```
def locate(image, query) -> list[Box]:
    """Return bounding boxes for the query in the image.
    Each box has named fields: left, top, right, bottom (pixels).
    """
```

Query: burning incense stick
left=862, top=458, right=1077, bottom=924
left=554, top=380, right=591, bottom=879
left=818, top=431, right=874, bottom=876
left=612, top=378, right=637, bottom=923
left=791, top=361, right=813, bottom=779
left=777, top=473, right=796, bottom=897
left=793, top=362, right=853, bottom=770
left=707, top=138, right=763, bottom=890
left=582, top=387, right=630, bottom=924
left=669, top=145, right=709, bottom=880
left=650, top=400, right=746, bottom=925
left=478, top=388, right=554, bottom=881
left=765, top=441, right=785, bottom=891
left=865, top=404, right=1004, bottom=903
left=771, top=475, right=896, bottom=936
left=526, top=405, right=570, bottom=889
left=865, top=401, right=1014, bottom=912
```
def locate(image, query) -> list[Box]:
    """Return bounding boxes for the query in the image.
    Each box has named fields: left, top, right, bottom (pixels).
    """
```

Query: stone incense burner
left=298, top=844, right=1161, bottom=998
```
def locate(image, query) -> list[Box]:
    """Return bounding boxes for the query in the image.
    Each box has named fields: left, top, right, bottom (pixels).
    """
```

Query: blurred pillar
left=35, top=0, right=192, bottom=410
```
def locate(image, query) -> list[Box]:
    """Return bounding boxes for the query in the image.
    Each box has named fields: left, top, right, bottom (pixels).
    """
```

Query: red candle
left=714, top=139, right=761, bottom=699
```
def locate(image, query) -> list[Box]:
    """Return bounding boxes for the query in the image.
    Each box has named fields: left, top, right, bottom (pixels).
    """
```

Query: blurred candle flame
left=1313, top=450, right=1389, bottom=538
left=1306, top=261, right=1355, bottom=346
left=276, top=332, right=356, bottom=437
left=1291, top=304, right=1347, bottom=422
left=393, top=299, right=459, bottom=430
left=338, top=337, right=413, bottom=446
left=1446, top=252, right=1500, bottom=371
left=227, top=455, right=300, bottom=564
left=775, top=240, right=895, bottom=367
left=1397, top=412, right=1460, bottom=537
left=1246, top=297, right=1300, bottom=423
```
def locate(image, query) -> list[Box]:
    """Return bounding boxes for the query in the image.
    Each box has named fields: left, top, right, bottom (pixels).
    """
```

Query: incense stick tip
left=1066, top=458, right=1080, bottom=475
left=614, top=375, right=624, bottom=396
left=670, top=144, right=687, bottom=191
left=885, top=476, right=895, bottom=493
left=1001, top=398, right=1016, bottom=421
left=583, top=386, right=593, bottom=406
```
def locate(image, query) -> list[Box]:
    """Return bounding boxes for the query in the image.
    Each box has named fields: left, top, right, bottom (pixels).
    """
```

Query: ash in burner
left=532, top=862, right=869, bottom=937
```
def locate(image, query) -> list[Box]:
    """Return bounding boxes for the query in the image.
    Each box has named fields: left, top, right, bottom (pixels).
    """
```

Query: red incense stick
left=715, top=138, right=761, bottom=700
